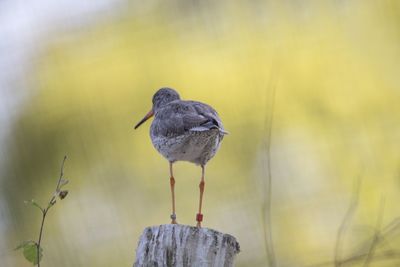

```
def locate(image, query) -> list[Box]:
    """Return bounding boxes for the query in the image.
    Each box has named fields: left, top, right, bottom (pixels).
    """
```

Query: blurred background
left=1, top=1, right=400, bottom=266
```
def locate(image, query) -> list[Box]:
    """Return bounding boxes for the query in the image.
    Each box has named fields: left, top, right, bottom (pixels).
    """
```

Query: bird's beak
left=134, top=109, right=154, bottom=129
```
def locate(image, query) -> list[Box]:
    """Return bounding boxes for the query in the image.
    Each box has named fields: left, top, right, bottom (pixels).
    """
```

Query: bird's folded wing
left=183, top=114, right=210, bottom=130
left=154, top=101, right=227, bottom=137
left=153, top=112, right=206, bottom=137
left=184, top=114, right=227, bottom=134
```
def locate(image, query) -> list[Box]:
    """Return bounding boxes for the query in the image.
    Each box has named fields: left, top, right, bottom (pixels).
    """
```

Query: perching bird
left=134, top=87, right=227, bottom=227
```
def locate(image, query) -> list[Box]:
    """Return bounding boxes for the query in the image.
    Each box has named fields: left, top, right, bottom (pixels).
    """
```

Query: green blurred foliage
left=3, top=1, right=400, bottom=266
left=15, top=241, right=43, bottom=265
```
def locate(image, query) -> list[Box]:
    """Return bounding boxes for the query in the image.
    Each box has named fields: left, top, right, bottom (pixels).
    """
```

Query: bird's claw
left=170, top=213, right=177, bottom=224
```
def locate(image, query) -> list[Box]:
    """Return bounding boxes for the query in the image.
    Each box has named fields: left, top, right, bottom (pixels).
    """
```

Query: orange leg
left=196, top=165, right=205, bottom=227
left=169, top=162, right=177, bottom=224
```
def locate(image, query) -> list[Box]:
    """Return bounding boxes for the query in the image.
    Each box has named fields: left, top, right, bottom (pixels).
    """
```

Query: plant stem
left=55, top=156, right=67, bottom=192
left=262, top=64, right=278, bottom=267
left=37, top=210, right=47, bottom=267
left=35, top=156, right=67, bottom=266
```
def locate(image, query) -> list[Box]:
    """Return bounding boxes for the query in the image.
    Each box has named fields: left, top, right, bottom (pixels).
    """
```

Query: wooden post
left=134, top=224, right=240, bottom=267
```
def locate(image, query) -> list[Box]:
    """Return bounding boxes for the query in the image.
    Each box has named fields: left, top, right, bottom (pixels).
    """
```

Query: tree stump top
left=134, top=224, right=240, bottom=267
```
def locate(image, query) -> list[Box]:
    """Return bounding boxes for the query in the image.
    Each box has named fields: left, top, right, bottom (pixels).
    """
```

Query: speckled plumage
left=150, top=94, right=227, bottom=165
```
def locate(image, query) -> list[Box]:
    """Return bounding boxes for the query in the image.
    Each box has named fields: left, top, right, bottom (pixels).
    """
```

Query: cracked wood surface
left=134, top=224, right=240, bottom=267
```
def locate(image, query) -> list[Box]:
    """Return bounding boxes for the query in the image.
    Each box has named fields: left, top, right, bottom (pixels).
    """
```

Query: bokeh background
left=2, top=1, right=400, bottom=266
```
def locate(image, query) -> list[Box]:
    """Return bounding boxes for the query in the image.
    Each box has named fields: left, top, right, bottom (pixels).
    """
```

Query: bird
left=134, top=87, right=227, bottom=227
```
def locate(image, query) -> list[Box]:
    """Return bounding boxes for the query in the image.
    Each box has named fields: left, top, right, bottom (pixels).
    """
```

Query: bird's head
left=134, top=87, right=180, bottom=129
left=152, top=88, right=180, bottom=110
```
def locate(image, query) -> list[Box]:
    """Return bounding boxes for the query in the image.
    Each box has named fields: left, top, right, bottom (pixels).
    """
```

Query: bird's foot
left=170, top=213, right=177, bottom=224
left=196, top=213, right=203, bottom=228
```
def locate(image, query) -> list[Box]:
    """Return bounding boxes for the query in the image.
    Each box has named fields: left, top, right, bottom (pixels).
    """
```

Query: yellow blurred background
left=1, top=1, right=400, bottom=266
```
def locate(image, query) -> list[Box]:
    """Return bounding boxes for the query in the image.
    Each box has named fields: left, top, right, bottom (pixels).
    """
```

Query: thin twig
left=381, top=217, right=400, bottom=235
left=310, top=249, right=400, bottom=267
left=262, top=62, right=279, bottom=267
left=310, top=217, right=400, bottom=267
left=351, top=216, right=400, bottom=258
left=36, top=211, right=47, bottom=267
left=47, top=156, right=67, bottom=208
left=55, top=155, right=67, bottom=192
left=363, top=196, right=386, bottom=267
left=334, top=176, right=362, bottom=267
left=311, top=199, right=400, bottom=267
left=36, top=156, right=67, bottom=267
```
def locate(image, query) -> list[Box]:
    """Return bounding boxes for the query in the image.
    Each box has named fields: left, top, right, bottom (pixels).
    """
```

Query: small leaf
left=23, top=243, right=43, bottom=265
left=24, top=199, right=44, bottom=213
left=15, top=240, right=35, bottom=251
left=15, top=241, right=43, bottom=265
left=59, top=190, right=68, bottom=200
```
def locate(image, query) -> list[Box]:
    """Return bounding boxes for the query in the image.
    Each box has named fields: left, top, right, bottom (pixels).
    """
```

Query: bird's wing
left=153, top=101, right=227, bottom=137
left=186, top=101, right=227, bottom=134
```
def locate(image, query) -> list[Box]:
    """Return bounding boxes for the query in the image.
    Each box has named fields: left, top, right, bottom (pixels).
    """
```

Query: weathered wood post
left=134, top=224, right=240, bottom=267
